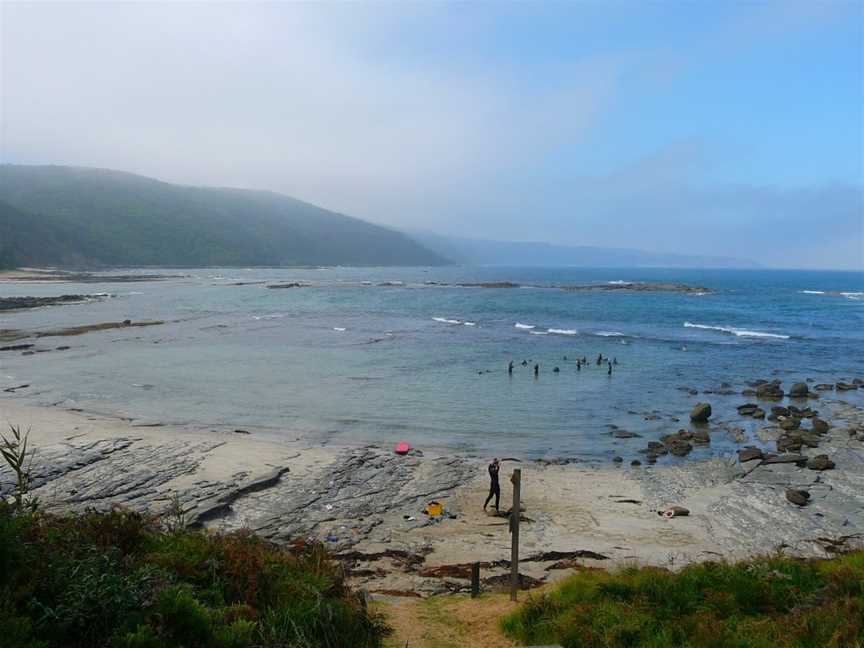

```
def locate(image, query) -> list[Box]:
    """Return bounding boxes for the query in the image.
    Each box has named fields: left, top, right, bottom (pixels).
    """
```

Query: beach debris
left=424, top=501, right=444, bottom=517
left=786, top=489, right=811, bottom=506
left=394, top=441, right=411, bottom=455
left=690, top=402, right=712, bottom=422
left=738, top=447, right=764, bottom=463
left=234, top=429, right=250, bottom=435
left=3, top=384, right=29, bottom=393
left=661, top=506, right=690, bottom=518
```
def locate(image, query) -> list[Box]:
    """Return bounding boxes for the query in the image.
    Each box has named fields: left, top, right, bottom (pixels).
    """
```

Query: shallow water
left=1, top=267, right=862, bottom=461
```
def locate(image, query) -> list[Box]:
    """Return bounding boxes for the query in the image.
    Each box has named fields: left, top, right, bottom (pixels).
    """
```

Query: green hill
left=0, top=165, right=448, bottom=269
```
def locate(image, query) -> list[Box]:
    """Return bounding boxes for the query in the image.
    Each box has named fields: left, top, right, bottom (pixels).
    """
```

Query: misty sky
left=1, top=1, right=862, bottom=269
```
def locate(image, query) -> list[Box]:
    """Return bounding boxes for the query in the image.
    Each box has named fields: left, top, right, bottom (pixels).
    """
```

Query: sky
left=1, top=1, right=862, bottom=269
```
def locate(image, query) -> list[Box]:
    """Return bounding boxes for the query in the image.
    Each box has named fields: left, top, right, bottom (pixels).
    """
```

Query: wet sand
left=2, top=395, right=862, bottom=598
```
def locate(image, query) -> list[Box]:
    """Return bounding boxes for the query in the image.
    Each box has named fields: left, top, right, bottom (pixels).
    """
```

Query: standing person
left=484, top=458, right=501, bottom=511
left=508, top=360, right=514, bottom=375
left=608, top=360, right=613, bottom=376
left=577, top=359, right=582, bottom=371
left=534, top=363, right=539, bottom=378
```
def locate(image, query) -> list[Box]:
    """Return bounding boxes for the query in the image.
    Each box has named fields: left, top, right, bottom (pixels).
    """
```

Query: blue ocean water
left=1, top=267, right=862, bottom=462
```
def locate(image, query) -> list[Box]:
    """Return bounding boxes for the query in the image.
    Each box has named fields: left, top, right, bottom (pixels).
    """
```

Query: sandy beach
left=3, top=394, right=862, bottom=598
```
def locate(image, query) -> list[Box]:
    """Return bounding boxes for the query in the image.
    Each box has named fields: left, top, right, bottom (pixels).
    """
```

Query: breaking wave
left=514, top=322, right=536, bottom=330
left=547, top=328, right=578, bottom=336
left=684, top=321, right=790, bottom=340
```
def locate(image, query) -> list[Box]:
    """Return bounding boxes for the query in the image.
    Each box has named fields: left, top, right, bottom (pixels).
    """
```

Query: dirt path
left=377, top=594, right=521, bottom=648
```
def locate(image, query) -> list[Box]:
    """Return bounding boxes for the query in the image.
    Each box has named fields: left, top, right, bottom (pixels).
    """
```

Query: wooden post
left=510, top=468, right=522, bottom=602
left=471, top=561, right=480, bottom=598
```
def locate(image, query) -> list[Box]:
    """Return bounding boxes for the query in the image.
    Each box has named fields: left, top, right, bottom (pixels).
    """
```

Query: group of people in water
left=507, top=353, right=619, bottom=378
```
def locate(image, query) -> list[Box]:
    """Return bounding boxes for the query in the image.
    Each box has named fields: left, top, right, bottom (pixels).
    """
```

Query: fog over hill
left=409, top=231, right=761, bottom=269
left=0, top=165, right=447, bottom=269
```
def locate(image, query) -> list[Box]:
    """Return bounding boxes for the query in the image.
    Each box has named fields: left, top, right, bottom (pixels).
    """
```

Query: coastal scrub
left=0, top=504, right=389, bottom=648
left=501, top=552, right=864, bottom=647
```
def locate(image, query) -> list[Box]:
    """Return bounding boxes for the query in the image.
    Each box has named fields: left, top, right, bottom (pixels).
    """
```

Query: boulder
left=837, top=382, right=858, bottom=391
left=777, top=436, right=802, bottom=453
left=742, top=389, right=757, bottom=396
left=691, top=429, right=711, bottom=444
left=690, top=403, right=712, bottom=422
left=631, top=460, right=642, bottom=466
left=806, top=455, right=835, bottom=471
left=779, top=417, right=801, bottom=431
left=753, top=408, right=766, bottom=419
left=756, top=383, right=784, bottom=399
left=811, top=418, right=830, bottom=435
left=738, top=447, right=764, bottom=462
left=668, top=440, right=693, bottom=457
left=613, top=430, right=642, bottom=439
left=737, top=403, right=759, bottom=416
left=814, top=384, right=834, bottom=391
left=612, top=456, right=623, bottom=463
left=771, top=406, right=790, bottom=417
left=789, top=382, right=809, bottom=398
left=786, top=489, right=811, bottom=507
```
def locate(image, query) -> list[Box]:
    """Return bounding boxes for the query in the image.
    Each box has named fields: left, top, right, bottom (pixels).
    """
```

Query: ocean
left=1, top=267, right=862, bottom=462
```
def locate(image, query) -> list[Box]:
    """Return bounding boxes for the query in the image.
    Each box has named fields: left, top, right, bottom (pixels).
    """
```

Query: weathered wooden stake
left=471, top=561, right=480, bottom=598
left=510, top=468, right=522, bottom=601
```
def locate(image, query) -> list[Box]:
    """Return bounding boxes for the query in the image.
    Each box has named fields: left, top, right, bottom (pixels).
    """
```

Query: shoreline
left=3, top=395, right=862, bottom=598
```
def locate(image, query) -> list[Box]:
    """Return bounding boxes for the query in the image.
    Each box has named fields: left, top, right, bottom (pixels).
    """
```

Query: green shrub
left=156, top=585, right=214, bottom=646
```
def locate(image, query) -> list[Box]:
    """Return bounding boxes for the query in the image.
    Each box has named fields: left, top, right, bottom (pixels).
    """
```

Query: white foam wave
left=842, top=292, right=863, bottom=300
left=463, top=321, right=477, bottom=326
left=529, top=330, right=549, bottom=335
left=432, top=317, right=462, bottom=325
left=514, top=322, right=535, bottom=330
left=800, top=290, right=825, bottom=295
left=333, top=327, right=346, bottom=332
left=595, top=331, right=625, bottom=337
left=684, top=321, right=789, bottom=339
left=547, top=328, right=577, bottom=336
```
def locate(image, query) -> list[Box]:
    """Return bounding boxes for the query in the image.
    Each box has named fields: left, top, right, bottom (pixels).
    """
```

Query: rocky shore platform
left=1, top=391, right=862, bottom=598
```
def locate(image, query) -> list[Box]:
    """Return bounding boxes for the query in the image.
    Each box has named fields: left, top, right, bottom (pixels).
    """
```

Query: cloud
left=1, top=2, right=861, bottom=269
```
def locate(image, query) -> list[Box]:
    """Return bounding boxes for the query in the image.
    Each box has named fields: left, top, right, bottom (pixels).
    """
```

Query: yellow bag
left=424, top=501, right=443, bottom=517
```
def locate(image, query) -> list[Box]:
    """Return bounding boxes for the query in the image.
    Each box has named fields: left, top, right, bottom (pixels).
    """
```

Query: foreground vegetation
left=502, top=552, right=864, bottom=647
left=0, top=503, right=388, bottom=648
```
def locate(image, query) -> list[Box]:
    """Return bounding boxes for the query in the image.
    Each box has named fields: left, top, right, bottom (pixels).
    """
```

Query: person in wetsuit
left=484, top=458, right=501, bottom=511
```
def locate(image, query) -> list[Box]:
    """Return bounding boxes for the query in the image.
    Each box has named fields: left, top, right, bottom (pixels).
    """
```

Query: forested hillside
left=0, top=165, right=447, bottom=269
